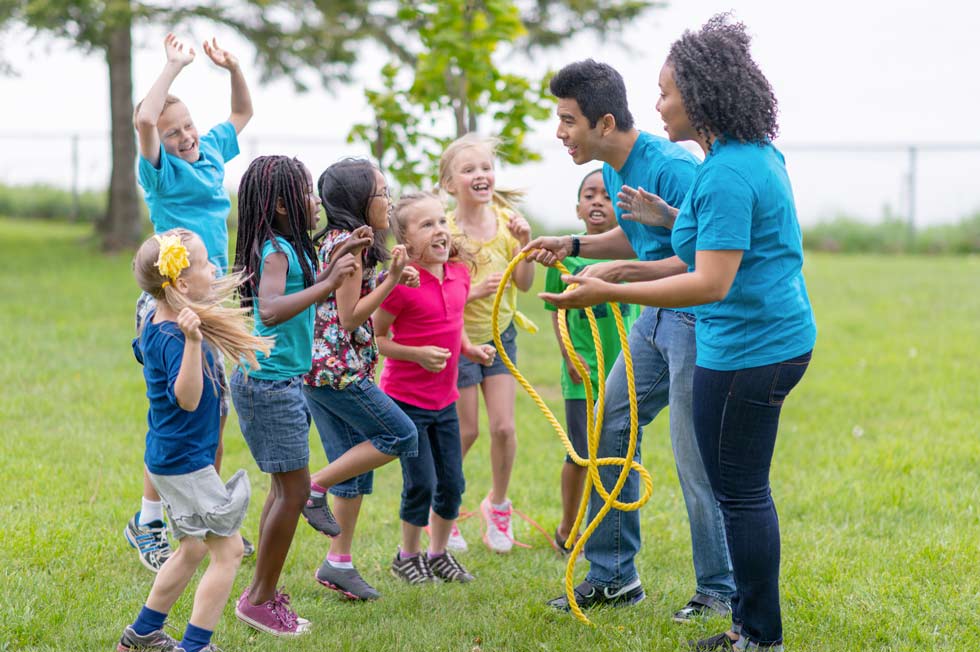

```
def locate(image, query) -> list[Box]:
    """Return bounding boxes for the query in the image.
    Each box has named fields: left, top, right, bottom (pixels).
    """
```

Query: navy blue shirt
left=603, top=131, right=699, bottom=261
left=135, top=313, right=219, bottom=475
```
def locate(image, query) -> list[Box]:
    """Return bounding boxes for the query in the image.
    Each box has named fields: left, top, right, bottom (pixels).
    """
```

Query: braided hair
left=667, top=13, right=778, bottom=145
left=234, top=155, right=318, bottom=309
left=314, top=158, right=391, bottom=268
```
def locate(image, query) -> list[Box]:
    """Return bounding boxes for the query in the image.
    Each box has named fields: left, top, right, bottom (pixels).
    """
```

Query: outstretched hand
left=539, top=275, right=615, bottom=310
left=164, top=33, right=195, bottom=68
left=522, top=236, right=570, bottom=267
left=618, top=185, right=676, bottom=229
left=202, top=37, right=240, bottom=71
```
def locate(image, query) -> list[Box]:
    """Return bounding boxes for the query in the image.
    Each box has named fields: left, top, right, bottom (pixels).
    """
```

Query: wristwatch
left=569, top=236, right=581, bottom=257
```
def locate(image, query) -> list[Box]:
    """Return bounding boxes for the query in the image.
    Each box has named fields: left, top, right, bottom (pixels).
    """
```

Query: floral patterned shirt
left=303, top=230, right=379, bottom=390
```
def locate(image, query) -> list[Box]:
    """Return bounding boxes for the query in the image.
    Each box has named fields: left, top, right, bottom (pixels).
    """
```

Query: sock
left=327, top=553, right=353, bottom=569
left=310, top=482, right=328, bottom=498
left=179, top=622, right=213, bottom=652
left=491, top=499, right=510, bottom=512
left=427, top=550, right=445, bottom=560
left=132, top=605, right=167, bottom=636
left=398, top=549, right=419, bottom=560
left=139, top=499, right=164, bottom=526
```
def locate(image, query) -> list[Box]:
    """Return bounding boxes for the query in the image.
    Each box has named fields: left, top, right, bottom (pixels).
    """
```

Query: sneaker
left=428, top=551, right=475, bottom=583
left=117, top=625, right=182, bottom=651
left=241, top=535, right=255, bottom=558
left=315, top=560, right=381, bottom=600
left=480, top=496, right=514, bottom=553
left=688, top=632, right=738, bottom=651
left=235, top=588, right=311, bottom=637
left=124, top=512, right=172, bottom=573
left=673, top=594, right=732, bottom=623
left=302, top=493, right=341, bottom=537
left=447, top=523, right=468, bottom=552
left=546, top=579, right=646, bottom=612
left=390, top=552, right=436, bottom=584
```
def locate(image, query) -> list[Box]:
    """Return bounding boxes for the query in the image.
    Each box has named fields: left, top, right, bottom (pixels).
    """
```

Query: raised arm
left=203, top=37, right=253, bottom=134
left=336, top=245, right=409, bottom=332
left=135, top=33, right=195, bottom=167
left=256, top=251, right=359, bottom=327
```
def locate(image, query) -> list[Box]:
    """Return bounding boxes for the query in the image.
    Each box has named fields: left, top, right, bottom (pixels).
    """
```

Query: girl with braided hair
left=229, top=155, right=367, bottom=637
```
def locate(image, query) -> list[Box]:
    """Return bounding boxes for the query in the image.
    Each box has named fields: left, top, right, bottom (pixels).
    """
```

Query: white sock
left=139, top=499, right=164, bottom=526
left=492, top=499, right=511, bottom=512
left=327, top=558, right=354, bottom=569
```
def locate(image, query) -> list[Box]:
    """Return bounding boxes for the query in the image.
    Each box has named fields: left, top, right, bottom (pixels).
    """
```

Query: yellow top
left=447, top=203, right=537, bottom=343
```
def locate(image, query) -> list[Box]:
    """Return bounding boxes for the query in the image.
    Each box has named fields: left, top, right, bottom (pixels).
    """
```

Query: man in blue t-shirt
left=124, top=33, right=254, bottom=572
left=526, top=59, right=735, bottom=622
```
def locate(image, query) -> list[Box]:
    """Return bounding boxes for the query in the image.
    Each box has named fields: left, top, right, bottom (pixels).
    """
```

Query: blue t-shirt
left=249, top=236, right=315, bottom=380
left=134, top=313, right=219, bottom=475
left=671, top=140, right=817, bottom=371
left=137, top=121, right=240, bottom=274
left=603, top=131, right=699, bottom=262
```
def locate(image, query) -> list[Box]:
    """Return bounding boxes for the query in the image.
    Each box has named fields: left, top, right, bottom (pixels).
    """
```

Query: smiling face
left=178, top=235, right=216, bottom=301
left=400, top=196, right=451, bottom=272
left=157, top=101, right=200, bottom=163
left=445, top=146, right=495, bottom=206
left=367, top=168, right=392, bottom=230
left=656, top=63, right=695, bottom=143
left=576, top=171, right=615, bottom=235
left=556, top=97, right=605, bottom=166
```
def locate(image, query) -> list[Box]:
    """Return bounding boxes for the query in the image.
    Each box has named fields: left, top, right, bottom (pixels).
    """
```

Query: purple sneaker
left=234, top=588, right=311, bottom=637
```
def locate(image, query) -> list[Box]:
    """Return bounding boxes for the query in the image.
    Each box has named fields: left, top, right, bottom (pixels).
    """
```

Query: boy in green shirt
left=544, top=169, right=640, bottom=552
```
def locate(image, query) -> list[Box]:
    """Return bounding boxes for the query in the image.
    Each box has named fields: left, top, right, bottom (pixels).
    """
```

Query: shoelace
left=437, top=554, right=467, bottom=577
left=270, top=590, right=299, bottom=629
left=487, top=505, right=511, bottom=534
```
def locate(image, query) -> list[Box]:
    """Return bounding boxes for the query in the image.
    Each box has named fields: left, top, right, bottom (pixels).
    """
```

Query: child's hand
left=331, top=226, right=373, bottom=263
left=319, top=253, right=359, bottom=296
left=471, top=272, right=505, bottom=300
left=399, top=265, right=421, bottom=288
left=176, top=307, right=202, bottom=342
left=164, top=33, right=196, bottom=68
left=507, top=213, right=532, bottom=246
left=203, top=37, right=240, bottom=72
left=388, top=245, right=409, bottom=283
left=565, top=352, right=590, bottom=385
left=415, top=345, right=452, bottom=373
left=464, top=344, right=496, bottom=367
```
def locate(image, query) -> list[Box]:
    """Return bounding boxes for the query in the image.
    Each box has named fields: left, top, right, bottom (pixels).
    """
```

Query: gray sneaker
left=315, top=561, right=380, bottom=600
left=673, top=594, right=732, bottom=623
left=390, top=551, right=436, bottom=584
left=117, top=625, right=183, bottom=651
left=428, top=551, right=475, bottom=583
left=124, top=512, right=172, bottom=573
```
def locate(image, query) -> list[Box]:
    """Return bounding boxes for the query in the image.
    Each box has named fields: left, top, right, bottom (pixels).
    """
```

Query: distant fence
left=1, top=131, right=979, bottom=229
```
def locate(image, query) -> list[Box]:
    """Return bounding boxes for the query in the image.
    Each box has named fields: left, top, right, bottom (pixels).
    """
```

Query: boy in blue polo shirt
left=124, top=32, right=254, bottom=572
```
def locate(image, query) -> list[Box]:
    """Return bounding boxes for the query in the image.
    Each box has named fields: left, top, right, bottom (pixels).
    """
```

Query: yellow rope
left=491, top=251, right=653, bottom=626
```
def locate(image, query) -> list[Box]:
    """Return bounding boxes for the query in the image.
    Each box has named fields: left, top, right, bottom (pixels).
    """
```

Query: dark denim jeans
left=693, top=351, right=811, bottom=647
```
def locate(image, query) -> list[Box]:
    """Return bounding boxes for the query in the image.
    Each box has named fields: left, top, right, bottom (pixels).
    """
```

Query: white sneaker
left=447, top=523, right=468, bottom=552
left=480, top=496, right=514, bottom=553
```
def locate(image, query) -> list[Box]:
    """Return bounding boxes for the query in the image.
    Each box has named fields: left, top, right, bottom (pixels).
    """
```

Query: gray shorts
left=457, top=321, right=518, bottom=388
left=136, top=291, right=230, bottom=417
left=147, top=466, right=251, bottom=541
left=564, top=399, right=590, bottom=463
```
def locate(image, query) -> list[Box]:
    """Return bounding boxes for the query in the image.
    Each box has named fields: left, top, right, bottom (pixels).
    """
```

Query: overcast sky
left=1, top=0, right=977, bottom=228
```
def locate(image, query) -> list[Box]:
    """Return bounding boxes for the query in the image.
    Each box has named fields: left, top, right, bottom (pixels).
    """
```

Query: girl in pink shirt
left=375, top=192, right=495, bottom=584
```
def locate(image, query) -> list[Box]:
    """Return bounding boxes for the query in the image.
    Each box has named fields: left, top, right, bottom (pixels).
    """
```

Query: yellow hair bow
left=154, top=234, right=190, bottom=288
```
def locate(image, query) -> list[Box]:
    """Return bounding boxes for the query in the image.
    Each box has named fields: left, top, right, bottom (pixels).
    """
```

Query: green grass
left=1, top=216, right=979, bottom=651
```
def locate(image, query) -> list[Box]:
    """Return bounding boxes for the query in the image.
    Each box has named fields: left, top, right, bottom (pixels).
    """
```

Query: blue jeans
left=303, top=378, right=418, bottom=498
left=393, top=399, right=466, bottom=526
left=693, top=351, right=811, bottom=647
left=584, top=307, right=735, bottom=602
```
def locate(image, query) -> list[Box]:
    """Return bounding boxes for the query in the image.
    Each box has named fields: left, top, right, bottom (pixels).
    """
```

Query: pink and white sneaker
left=235, top=588, right=311, bottom=637
left=447, top=522, right=468, bottom=552
left=480, top=495, right=514, bottom=553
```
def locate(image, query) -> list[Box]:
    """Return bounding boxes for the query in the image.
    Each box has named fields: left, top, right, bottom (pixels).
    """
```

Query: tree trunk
left=100, top=7, right=141, bottom=252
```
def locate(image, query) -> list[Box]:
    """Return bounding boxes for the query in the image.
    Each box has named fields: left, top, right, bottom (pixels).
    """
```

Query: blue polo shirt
left=138, top=121, right=239, bottom=274
left=249, top=237, right=315, bottom=380
left=135, top=314, right=220, bottom=475
left=603, top=131, right=699, bottom=261
left=671, top=140, right=816, bottom=371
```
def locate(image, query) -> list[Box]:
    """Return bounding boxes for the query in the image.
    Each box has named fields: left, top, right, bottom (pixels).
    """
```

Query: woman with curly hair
left=540, top=14, right=816, bottom=651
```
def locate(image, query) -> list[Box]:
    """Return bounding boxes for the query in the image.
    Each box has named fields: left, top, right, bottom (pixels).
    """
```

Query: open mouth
left=471, top=182, right=490, bottom=193
left=586, top=209, right=609, bottom=223
left=566, top=144, right=578, bottom=158
left=178, top=140, right=198, bottom=154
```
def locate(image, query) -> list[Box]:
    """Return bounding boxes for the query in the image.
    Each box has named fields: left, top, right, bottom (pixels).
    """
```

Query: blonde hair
left=390, top=192, right=475, bottom=269
left=132, top=94, right=184, bottom=130
left=437, top=133, right=525, bottom=210
left=133, top=228, right=273, bottom=372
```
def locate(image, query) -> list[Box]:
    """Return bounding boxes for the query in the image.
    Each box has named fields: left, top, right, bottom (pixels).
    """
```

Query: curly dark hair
left=549, top=59, right=634, bottom=131
left=667, top=14, right=778, bottom=145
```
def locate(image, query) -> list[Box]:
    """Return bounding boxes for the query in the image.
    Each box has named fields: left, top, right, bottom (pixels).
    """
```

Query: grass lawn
left=1, top=217, right=978, bottom=651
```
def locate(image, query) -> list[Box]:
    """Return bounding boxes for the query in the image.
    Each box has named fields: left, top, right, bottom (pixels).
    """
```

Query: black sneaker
left=688, top=631, right=739, bottom=651
left=390, top=552, right=437, bottom=584
left=428, top=551, right=475, bottom=583
left=315, top=561, right=380, bottom=600
left=241, top=535, right=255, bottom=558
left=117, top=625, right=183, bottom=651
left=124, top=512, right=172, bottom=573
left=546, top=579, right=645, bottom=611
left=302, top=493, right=341, bottom=537
left=673, top=593, right=731, bottom=623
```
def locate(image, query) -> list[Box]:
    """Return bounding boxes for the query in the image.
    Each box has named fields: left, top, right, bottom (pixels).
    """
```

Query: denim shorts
left=229, top=371, right=311, bottom=474
left=303, top=378, right=418, bottom=498
left=457, top=321, right=517, bottom=388
left=137, top=291, right=230, bottom=417
left=563, top=399, right=590, bottom=463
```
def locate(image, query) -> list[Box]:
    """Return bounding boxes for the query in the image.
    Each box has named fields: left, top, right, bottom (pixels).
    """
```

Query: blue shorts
left=303, top=378, right=418, bottom=498
left=229, top=371, right=310, bottom=474
left=457, top=321, right=518, bottom=388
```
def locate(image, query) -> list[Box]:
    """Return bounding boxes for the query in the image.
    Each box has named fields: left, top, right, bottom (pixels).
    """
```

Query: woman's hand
left=618, top=185, right=677, bottom=229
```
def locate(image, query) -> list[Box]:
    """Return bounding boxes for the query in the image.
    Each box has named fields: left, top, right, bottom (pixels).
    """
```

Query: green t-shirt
left=544, top=243, right=641, bottom=400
